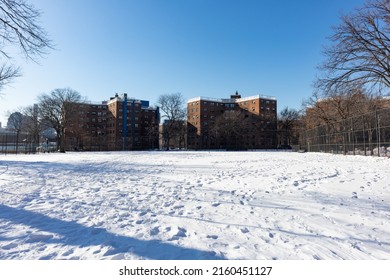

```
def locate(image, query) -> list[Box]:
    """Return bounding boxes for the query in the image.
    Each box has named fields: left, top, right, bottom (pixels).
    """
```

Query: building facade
left=187, top=92, right=277, bottom=150
left=65, top=93, right=160, bottom=151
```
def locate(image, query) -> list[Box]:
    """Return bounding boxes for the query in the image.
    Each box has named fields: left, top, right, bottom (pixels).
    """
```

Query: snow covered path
left=0, top=151, right=389, bottom=260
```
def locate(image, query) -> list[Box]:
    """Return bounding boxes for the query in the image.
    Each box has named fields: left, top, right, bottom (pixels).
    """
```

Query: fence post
left=362, top=115, right=366, bottom=156
left=351, top=117, right=355, bottom=155
left=342, top=119, right=346, bottom=155
left=5, top=134, right=8, bottom=155
left=376, top=110, right=380, bottom=157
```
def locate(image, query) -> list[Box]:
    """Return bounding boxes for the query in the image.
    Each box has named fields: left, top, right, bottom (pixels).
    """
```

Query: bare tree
left=0, top=0, right=52, bottom=93
left=316, top=0, right=390, bottom=94
left=7, top=111, right=24, bottom=153
left=37, top=88, right=83, bottom=152
left=278, top=107, right=301, bottom=148
left=22, top=104, right=40, bottom=150
left=157, top=92, right=186, bottom=150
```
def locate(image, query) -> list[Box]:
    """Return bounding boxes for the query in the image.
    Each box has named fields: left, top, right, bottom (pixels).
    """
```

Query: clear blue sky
left=0, top=0, right=365, bottom=126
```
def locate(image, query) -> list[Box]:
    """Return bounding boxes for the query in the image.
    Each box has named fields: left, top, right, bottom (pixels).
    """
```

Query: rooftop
left=187, top=94, right=277, bottom=104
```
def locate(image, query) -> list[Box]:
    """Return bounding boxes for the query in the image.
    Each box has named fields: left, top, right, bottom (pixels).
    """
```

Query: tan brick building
left=187, top=92, right=277, bottom=149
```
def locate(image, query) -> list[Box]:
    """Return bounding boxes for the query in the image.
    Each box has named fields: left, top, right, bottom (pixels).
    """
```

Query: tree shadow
left=0, top=204, right=225, bottom=260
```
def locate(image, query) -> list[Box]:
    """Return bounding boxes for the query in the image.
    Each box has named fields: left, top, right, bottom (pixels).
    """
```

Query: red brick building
left=187, top=92, right=277, bottom=149
left=65, top=94, right=159, bottom=151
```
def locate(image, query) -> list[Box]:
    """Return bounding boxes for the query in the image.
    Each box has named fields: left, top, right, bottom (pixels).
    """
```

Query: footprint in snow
left=176, top=227, right=187, bottom=236
left=240, top=200, right=248, bottom=205
left=139, top=211, right=148, bottom=216
left=169, top=227, right=187, bottom=240
left=150, top=227, right=160, bottom=236
left=207, top=235, right=218, bottom=240
left=2, top=242, right=18, bottom=250
left=62, top=249, right=74, bottom=257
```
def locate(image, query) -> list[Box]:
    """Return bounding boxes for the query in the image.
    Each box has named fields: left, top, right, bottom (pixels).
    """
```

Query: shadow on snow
left=0, top=204, right=224, bottom=260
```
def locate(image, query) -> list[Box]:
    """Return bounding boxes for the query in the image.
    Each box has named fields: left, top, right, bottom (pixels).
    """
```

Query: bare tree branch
left=0, top=63, right=20, bottom=91
left=317, top=0, right=390, bottom=94
left=0, top=0, right=52, bottom=94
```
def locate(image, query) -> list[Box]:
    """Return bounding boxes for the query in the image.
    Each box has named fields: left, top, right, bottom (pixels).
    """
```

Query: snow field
left=0, top=151, right=389, bottom=259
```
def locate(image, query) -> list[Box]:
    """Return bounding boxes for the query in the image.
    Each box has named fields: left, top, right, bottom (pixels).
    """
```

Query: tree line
left=279, top=0, right=390, bottom=151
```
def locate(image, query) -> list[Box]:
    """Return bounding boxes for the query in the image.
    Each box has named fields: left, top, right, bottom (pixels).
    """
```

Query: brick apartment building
left=187, top=92, right=277, bottom=149
left=65, top=93, right=160, bottom=151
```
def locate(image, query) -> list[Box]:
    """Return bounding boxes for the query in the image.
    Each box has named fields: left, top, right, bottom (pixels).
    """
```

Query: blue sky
left=0, top=0, right=365, bottom=126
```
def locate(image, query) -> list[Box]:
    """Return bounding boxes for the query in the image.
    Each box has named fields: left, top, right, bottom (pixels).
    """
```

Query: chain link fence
left=302, top=108, right=390, bottom=157
left=1, top=132, right=35, bottom=154
left=0, top=132, right=56, bottom=154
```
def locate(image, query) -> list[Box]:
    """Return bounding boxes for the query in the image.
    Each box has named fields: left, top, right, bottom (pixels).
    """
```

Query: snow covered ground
left=0, top=151, right=389, bottom=260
